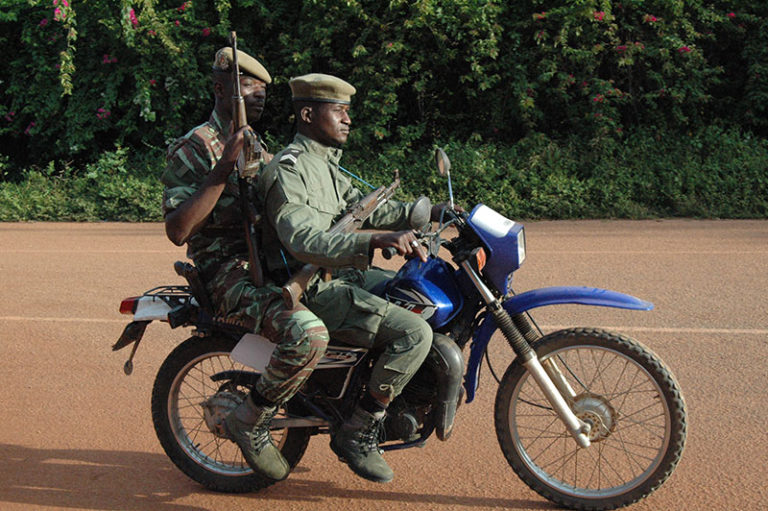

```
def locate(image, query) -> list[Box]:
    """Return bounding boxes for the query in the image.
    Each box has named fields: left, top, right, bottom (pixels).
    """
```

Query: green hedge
left=3, top=125, right=765, bottom=221
left=1, top=1, right=767, bottom=219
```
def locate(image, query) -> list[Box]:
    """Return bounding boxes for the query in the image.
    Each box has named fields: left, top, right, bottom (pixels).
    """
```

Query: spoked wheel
left=151, top=336, right=311, bottom=493
left=495, top=328, right=686, bottom=510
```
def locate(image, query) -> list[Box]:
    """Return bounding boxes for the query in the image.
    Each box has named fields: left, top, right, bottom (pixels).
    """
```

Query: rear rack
left=143, top=285, right=192, bottom=297
left=141, top=285, right=194, bottom=308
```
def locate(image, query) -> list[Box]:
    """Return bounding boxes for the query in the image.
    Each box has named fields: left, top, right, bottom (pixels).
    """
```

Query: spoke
left=553, top=353, right=589, bottom=392
left=619, top=411, right=667, bottom=440
left=602, top=437, right=658, bottom=465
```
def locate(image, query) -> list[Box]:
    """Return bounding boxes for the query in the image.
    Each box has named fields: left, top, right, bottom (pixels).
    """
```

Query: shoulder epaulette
left=279, top=148, right=302, bottom=166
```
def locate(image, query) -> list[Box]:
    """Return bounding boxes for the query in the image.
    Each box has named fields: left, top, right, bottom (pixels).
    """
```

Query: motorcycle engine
left=385, top=363, right=437, bottom=442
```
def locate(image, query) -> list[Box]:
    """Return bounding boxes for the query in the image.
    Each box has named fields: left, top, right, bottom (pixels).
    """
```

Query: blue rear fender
left=463, top=286, right=653, bottom=403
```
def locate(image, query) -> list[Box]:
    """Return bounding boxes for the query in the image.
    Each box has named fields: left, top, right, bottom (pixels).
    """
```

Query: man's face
left=239, top=75, right=267, bottom=123
left=219, top=73, right=267, bottom=124
left=310, top=102, right=351, bottom=148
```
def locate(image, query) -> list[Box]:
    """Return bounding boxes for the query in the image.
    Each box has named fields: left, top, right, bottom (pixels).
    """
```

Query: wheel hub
left=200, top=391, right=243, bottom=438
left=572, top=392, right=618, bottom=442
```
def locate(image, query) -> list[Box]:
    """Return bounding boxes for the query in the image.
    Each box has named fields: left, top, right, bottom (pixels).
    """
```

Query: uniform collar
left=209, top=110, right=229, bottom=138
left=294, top=133, right=343, bottom=165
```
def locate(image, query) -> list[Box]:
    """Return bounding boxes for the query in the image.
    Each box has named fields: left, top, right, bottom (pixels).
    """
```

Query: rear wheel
left=494, top=328, right=686, bottom=510
left=151, top=336, right=311, bottom=493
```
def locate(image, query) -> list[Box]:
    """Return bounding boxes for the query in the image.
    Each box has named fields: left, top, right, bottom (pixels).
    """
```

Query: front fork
left=460, top=261, right=591, bottom=448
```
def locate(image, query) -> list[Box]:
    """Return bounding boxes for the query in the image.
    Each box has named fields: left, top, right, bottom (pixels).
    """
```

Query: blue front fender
left=463, top=286, right=653, bottom=403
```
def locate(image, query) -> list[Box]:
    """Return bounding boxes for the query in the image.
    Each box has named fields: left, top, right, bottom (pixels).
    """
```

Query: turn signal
left=475, top=247, right=487, bottom=271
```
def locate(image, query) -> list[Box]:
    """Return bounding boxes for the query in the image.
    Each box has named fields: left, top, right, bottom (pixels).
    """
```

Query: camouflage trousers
left=304, top=268, right=433, bottom=401
left=206, top=258, right=329, bottom=404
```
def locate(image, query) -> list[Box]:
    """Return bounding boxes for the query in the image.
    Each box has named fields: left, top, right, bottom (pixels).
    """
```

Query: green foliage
left=0, top=1, right=767, bottom=220
left=339, top=125, right=767, bottom=220
left=0, top=146, right=164, bottom=221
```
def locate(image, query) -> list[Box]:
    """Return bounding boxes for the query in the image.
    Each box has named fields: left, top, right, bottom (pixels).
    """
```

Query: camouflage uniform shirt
left=161, top=110, right=248, bottom=279
left=161, top=110, right=280, bottom=329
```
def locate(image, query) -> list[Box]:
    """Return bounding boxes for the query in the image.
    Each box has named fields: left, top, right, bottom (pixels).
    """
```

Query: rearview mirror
left=409, top=196, right=432, bottom=230
left=434, top=147, right=455, bottom=210
left=435, top=147, right=451, bottom=176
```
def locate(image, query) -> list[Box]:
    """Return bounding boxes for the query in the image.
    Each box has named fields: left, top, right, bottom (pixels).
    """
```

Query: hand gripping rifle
left=281, top=171, right=401, bottom=309
left=230, top=31, right=264, bottom=287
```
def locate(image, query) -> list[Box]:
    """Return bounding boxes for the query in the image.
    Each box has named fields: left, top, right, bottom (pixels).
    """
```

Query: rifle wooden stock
left=230, top=31, right=264, bottom=287
left=281, top=173, right=400, bottom=308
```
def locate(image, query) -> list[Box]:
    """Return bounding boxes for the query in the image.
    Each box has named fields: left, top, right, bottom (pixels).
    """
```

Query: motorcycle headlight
left=517, top=227, right=526, bottom=265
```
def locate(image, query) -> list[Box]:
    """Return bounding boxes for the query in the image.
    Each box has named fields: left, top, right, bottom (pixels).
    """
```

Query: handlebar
left=381, top=238, right=426, bottom=260
left=382, top=246, right=399, bottom=260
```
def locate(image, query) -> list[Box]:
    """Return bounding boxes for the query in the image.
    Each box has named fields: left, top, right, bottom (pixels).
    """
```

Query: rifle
left=281, top=172, right=401, bottom=308
left=230, top=31, right=264, bottom=287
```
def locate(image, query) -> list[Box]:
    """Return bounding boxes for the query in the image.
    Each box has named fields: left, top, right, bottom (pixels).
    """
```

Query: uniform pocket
left=307, top=195, right=342, bottom=216
left=308, top=283, right=388, bottom=348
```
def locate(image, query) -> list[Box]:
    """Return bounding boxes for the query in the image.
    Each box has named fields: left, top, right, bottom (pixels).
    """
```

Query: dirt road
left=1, top=220, right=766, bottom=511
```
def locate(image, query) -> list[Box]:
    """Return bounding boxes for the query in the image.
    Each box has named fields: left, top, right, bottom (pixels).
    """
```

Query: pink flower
left=4, top=112, right=15, bottom=122
left=534, top=11, right=546, bottom=21
left=616, top=45, right=628, bottom=52
left=594, top=11, right=605, bottom=21
left=24, top=122, right=35, bottom=135
left=201, top=27, right=211, bottom=37
left=149, top=79, right=157, bottom=86
left=174, top=20, right=180, bottom=26
left=727, top=12, right=736, bottom=18
left=592, top=94, right=605, bottom=103
left=96, top=108, right=111, bottom=120
left=102, top=54, right=111, bottom=64
left=644, top=14, right=658, bottom=23
left=62, top=0, right=68, bottom=6
left=148, top=29, right=157, bottom=36
left=129, top=9, right=138, bottom=28
left=177, top=2, right=187, bottom=12
left=39, top=18, right=48, bottom=27
left=678, top=46, right=691, bottom=53
left=54, top=7, right=62, bottom=19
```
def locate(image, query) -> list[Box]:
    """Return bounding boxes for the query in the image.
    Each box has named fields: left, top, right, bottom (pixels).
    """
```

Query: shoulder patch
left=279, top=148, right=302, bottom=166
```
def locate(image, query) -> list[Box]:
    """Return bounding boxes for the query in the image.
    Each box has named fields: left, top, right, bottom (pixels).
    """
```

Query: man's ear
left=299, top=105, right=313, bottom=124
left=213, top=79, right=225, bottom=100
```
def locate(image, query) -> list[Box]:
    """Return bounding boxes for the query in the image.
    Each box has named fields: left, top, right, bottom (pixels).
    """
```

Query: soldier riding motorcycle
left=115, top=148, right=686, bottom=510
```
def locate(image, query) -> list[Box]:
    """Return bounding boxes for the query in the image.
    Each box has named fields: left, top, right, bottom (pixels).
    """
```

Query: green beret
left=213, top=47, right=272, bottom=84
left=289, top=73, right=356, bottom=104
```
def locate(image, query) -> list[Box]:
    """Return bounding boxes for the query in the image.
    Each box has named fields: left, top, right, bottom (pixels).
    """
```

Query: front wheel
left=494, top=328, right=686, bottom=510
left=151, top=335, right=311, bottom=493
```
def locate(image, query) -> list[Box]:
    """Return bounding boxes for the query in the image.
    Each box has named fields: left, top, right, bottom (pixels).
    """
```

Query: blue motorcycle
left=115, top=148, right=686, bottom=510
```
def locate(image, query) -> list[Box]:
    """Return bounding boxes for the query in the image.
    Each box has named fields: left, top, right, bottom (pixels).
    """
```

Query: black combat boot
left=330, top=406, right=394, bottom=483
left=224, top=395, right=290, bottom=481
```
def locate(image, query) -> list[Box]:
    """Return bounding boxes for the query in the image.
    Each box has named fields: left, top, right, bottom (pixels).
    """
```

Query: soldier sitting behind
left=161, top=48, right=329, bottom=482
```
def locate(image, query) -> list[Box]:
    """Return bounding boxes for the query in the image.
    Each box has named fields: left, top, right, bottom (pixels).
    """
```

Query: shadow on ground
left=0, top=443, right=552, bottom=510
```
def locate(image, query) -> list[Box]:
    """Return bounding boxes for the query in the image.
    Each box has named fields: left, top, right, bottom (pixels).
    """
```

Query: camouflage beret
left=289, top=73, right=356, bottom=104
left=213, top=47, right=272, bottom=84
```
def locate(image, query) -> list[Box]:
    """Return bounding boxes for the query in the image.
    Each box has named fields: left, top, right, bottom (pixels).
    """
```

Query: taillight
left=120, top=297, right=139, bottom=315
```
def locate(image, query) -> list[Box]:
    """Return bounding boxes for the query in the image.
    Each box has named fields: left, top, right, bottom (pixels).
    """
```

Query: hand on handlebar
left=431, top=202, right=465, bottom=222
left=371, top=230, right=427, bottom=263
